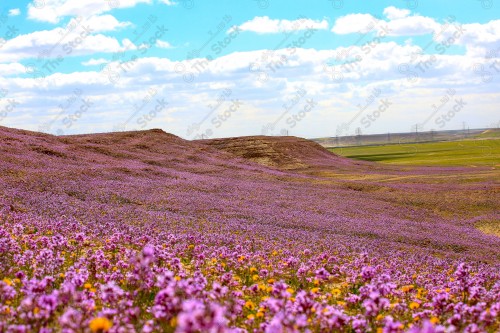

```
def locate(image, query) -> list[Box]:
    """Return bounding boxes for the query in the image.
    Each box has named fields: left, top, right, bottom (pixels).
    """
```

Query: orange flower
left=401, top=285, right=414, bottom=292
left=409, top=302, right=420, bottom=310
left=89, top=317, right=113, bottom=332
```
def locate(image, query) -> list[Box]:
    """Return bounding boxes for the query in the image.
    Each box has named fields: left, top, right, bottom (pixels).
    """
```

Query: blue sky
left=0, top=0, right=499, bottom=139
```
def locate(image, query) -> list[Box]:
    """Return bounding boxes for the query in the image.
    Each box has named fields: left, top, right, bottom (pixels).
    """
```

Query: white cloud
left=0, top=63, right=26, bottom=76
left=332, top=14, right=379, bottom=34
left=383, top=6, right=410, bottom=20
left=387, top=16, right=440, bottom=36
left=8, top=8, right=21, bottom=17
left=82, top=58, right=109, bottom=66
left=85, top=15, right=132, bottom=32
left=156, top=40, right=174, bottom=49
left=160, top=0, right=177, bottom=5
left=27, top=0, right=151, bottom=23
left=0, top=20, right=135, bottom=63
left=2, top=44, right=498, bottom=138
left=332, top=10, right=440, bottom=37
left=234, top=16, right=329, bottom=34
left=437, top=20, right=500, bottom=57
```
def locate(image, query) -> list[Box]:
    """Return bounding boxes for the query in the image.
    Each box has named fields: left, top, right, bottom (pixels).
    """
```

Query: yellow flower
left=84, top=283, right=92, bottom=289
left=33, top=307, right=40, bottom=314
left=2, top=278, right=12, bottom=286
left=249, top=267, right=258, bottom=273
left=331, top=288, right=341, bottom=296
left=311, top=287, right=320, bottom=293
left=252, top=274, right=259, bottom=281
left=170, top=317, right=177, bottom=327
left=401, top=285, right=414, bottom=292
left=286, top=288, right=294, bottom=294
left=174, top=276, right=181, bottom=281
left=267, top=278, right=275, bottom=284
left=245, top=300, right=256, bottom=310
left=271, top=250, right=278, bottom=256
left=59, top=273, right=65, bottom=278
left=188, top=244, right=194, bottom=249
left=247, top=314, right=255, bottom=320
left=89, top=317, right=113, bottom=332
left=430, top=317, right=439, bottom=324
left=376, top=314, right=384, bottom=321
left=313, top=279, right=320, bottom=286
left=409, top=302, right=420, bottom=310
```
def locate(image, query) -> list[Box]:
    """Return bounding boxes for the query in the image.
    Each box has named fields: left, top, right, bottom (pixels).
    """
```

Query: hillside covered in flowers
left=0, top=126, right=499, bottom=332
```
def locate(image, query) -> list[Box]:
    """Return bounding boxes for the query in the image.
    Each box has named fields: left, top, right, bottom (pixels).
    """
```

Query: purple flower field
left=0, top=127, right=499, bottom=332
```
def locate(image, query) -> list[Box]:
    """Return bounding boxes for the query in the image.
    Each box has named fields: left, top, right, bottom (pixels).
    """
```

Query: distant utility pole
left=430, top=129, right=435, bottom=141
left=462, top=122, right=467, bottom=138
left=411, top=124, right=420, bottom=142
left=387, top=132, right=391, bottom=143
left=335, top=135, right=339, bottom=147
left=355, top=127, right=362, bottom=146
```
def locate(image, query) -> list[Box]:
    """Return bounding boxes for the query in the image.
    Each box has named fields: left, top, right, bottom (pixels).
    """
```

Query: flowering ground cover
left=0, top=127, right=499, bottom=332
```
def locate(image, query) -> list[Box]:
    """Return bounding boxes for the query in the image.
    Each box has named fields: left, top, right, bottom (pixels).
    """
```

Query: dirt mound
left=199, top=136, right=354, bottom=170
left=0, top=127, right=360, bottom=174
left=0, top=126, right=276, bottom=176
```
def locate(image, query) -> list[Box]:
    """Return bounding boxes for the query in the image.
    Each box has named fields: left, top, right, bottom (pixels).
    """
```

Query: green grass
left=329, top=139, right=500, bottom=167
left=475, top=129, right=500, bottom=139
